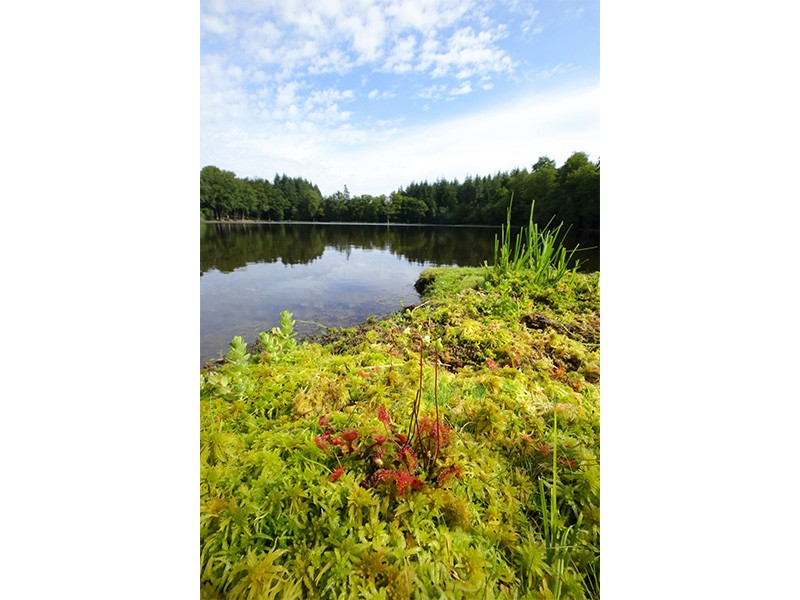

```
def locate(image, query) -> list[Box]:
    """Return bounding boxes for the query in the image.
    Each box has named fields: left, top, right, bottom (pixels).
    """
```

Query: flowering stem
left=432, top=346, right=440, bottom=474
left=407, top=336, right=425, bottom=449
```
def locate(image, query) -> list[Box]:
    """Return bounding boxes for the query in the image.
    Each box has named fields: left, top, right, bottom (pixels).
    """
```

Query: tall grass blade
left=491, top=198, right=582, bottom=285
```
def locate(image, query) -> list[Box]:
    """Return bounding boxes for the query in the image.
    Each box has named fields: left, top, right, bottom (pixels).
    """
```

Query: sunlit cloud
left=201, top=0, right=514, bottom=81
left=202, top=83, right=599, bottom=196
left=382, top=34, right=417, bottom=73
left=200, top=0, right=600, bottom=197
left=448, top=81, right=473, bottom=96
left=421, top=26, right=513, bottom=79
left=368, top=89, right=396, bottom=100
left=314, top=84, right=601, bottom=195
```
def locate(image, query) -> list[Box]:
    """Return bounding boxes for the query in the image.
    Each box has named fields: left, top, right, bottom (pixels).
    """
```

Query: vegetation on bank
left=200, top=219, right=600, bottom=598
left=200, top=152, right=599, bottom=231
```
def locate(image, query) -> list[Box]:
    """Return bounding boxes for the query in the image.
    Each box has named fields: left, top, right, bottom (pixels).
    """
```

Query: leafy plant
left=257, top=310, right=297, bottom=360
left=227, top=335, right=250, bottom=365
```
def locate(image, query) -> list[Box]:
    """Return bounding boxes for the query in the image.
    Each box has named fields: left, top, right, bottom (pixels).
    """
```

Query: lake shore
left=200, top=265, right=600, bottom=598
left=202, top=218, right=500, bottom=228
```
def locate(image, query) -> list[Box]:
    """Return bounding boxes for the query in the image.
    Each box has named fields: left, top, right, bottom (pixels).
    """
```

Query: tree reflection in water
left=200, top=222, right=598, bottom=364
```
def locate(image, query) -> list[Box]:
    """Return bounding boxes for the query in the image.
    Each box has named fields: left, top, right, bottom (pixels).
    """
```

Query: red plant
left=399, top=446, right=418, bottom=471
left=376, top=406, right=392, bottom=428
left=326, top=430, right=359, bottom=455
left=330, top=466, right=345, bottom=482
left=316, top=342, right=462, bottom=497
left=437, top=465, right=462, bottom=485
left=373, top=469, right=424, bottom=497
left=419, top=417, right=453, bottom=447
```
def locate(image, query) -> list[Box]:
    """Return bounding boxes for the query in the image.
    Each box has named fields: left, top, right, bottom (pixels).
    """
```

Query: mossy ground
left=200, top=266, right=599, bottom=599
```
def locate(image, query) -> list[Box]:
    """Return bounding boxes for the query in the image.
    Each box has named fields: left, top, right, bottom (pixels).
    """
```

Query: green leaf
left=227, top=335, right=250, bottom=364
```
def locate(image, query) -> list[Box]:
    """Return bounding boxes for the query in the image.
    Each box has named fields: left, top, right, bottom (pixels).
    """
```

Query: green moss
left=201, top=266, right=600, bottom=599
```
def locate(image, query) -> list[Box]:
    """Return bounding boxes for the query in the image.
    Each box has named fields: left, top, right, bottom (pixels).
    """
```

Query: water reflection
left=200, top=222, right=599, bottom=364
left=200, top=222, right=503, bottom=274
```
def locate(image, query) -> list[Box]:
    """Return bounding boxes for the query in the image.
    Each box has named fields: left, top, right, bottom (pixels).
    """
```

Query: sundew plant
left=201, top=244, right=599, bottom=597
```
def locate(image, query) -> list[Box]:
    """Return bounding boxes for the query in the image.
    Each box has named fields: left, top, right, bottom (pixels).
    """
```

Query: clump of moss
left=201, top=266, right=599, bottom=599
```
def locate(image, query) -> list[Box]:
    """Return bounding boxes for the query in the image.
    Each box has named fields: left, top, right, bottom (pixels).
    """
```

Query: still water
left=200, top=222, right=598, bottom=364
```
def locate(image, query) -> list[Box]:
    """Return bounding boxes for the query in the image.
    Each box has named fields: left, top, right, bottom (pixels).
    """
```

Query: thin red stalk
left=432, top=347, right=440, bottom=473
left=415, top=339, right=424, bottom=447
left=406, top=337, right=424, bottom=448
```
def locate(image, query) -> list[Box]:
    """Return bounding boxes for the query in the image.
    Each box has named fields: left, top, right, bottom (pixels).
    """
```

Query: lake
left=200, top=222, right=599, bottom=364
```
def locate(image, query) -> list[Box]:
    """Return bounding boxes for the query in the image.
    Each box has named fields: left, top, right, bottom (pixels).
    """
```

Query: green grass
left=490, top=198, right=582, bottom=286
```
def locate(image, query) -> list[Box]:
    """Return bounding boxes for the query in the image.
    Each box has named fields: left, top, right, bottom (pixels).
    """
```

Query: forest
left=200, top=151, right=599, bottom=230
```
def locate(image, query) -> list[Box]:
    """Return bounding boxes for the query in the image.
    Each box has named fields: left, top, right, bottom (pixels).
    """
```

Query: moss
left=201, top=266, right=600, bottom=599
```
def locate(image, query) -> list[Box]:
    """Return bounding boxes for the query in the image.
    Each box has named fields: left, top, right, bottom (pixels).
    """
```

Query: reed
left=491, top=197, right=582, bottom=285
left=537, top=395, right=597, bottom=599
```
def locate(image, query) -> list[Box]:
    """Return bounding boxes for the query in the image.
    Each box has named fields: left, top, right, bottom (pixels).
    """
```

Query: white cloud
left=386, top=0, right=474, bottom=32
left=415, top=84, right=447, bottom=100
left=275, top=82, right=300, bottom=108
left=503, top=1, right=541, bottom=37
left=368, top=88, right=395, bottom=100
left=564, top=6, right=586, bottom=21
left=202, top=83, right=600, bottom=196
left=203, top=0, right=231, bottom=14
left=309, top=88, right=355, bottom=104
left=201, top=14, right=236, bottom=36
left=307, top=104, right=352, bottom=124
left=303, top=89, right=355, bottom=124
left=200, top=1, right=599, bottom=198
left=342, top=5, right=387, bottom=62
left=420, top=26, right=513, bottom=79
left=201, top=0, right=512, bottom=82
left=382, top=34, right=417, bottom=73
left=448, top=81, right=473, bottom=96
left=322, top=84, right=600, bottom=194
left=241, top=21, right=282, bottom=57
left=307, top=48, right=353, bottom=75
left=265, top=84, right=356, bottom=125
left=200, top=54, right=250, bottom=121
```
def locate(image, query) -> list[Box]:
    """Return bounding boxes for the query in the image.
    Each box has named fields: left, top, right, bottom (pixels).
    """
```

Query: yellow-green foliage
left=201, top=268, right=599, bottom=599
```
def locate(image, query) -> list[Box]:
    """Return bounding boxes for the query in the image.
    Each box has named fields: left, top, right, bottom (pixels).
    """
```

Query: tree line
left=200, top=151, right=599, bottom=229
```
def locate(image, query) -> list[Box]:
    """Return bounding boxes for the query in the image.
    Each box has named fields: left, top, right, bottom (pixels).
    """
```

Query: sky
left=200, top=0, right=599, bottom=196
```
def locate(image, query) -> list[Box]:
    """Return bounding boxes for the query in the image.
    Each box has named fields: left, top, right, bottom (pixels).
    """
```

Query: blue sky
left=201, top=0, right=599, bottom=196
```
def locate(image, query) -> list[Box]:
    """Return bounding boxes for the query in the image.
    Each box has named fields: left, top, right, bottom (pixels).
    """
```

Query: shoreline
left=202, top=218, right=500, bottom=228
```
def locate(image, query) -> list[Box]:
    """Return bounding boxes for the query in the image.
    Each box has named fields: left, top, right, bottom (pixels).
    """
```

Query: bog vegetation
left=200, top=152, right=599, bottom=231
left=200, top=211, right=600, bottom=598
